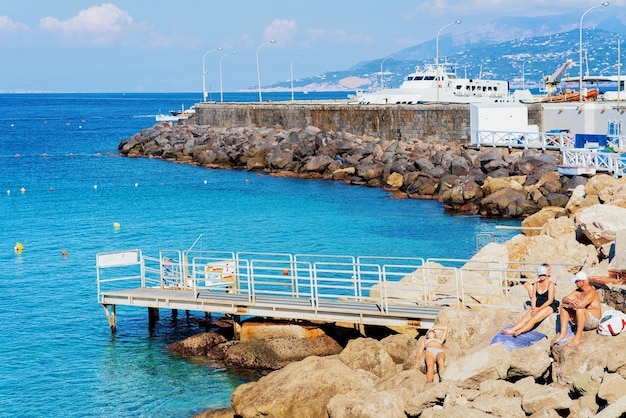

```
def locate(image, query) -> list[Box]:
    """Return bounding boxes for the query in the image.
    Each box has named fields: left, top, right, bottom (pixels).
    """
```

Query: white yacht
left=356, top=63, right=519, bottom=104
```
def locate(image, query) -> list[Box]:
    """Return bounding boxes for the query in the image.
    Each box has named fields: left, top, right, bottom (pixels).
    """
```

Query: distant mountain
left=268, top=16, right=626, bottom=92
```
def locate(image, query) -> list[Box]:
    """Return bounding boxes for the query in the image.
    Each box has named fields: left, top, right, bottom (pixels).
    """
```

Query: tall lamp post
left=219, top=50, right=237, bottom=103
left=521, top=60, right=530, bottom=90
left=436, top=20, right=461, bottom=103
left=256, top=39, right=276, bottom=103
left=579, top=2, right=609, bottom=103
left=202, top=47, right=222, bottom=102
left=380, top=56, right=392, bottom=89
left=291, top=54, right=303, bottom=102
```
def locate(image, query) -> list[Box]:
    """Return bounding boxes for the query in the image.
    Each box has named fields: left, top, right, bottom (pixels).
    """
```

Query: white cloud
left=39, top=3, right=133, bottom=45
left=263, top=19, right=298, bottom=47
left=0, top=15, right=30, bottom=34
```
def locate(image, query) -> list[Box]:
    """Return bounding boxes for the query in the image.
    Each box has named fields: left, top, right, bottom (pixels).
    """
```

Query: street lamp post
left=202, top=47, right=222, bottom=102
left=380, top=56, right=392, bottom=89
left=522, top=60, right=530, bottom=90
left=436, top=20, right=461, bottom=103
left=291, top=54, right=303, bottom=102
left=579, top=2, right=609, bottom=103
left=219, top=50, right=237, bottom=103
left=256, top=40, right=276, bottom=103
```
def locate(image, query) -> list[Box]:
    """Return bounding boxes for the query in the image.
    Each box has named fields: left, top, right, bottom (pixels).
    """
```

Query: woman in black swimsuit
left=503, top=266, right=558, bottom=337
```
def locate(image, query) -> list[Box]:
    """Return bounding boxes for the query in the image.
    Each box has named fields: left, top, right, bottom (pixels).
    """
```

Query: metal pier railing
left=96, top=249, right=584, bottom=333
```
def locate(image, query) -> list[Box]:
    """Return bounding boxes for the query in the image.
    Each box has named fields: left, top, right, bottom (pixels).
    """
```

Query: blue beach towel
left=491, top=326, right=547, bottom=351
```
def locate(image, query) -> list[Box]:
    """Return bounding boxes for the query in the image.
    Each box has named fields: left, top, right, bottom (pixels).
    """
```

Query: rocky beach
left=121, top=116, right=626, bottom=417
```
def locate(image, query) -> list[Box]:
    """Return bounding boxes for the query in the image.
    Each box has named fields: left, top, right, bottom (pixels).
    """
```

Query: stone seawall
left=196, top=103, right=543, bottom=144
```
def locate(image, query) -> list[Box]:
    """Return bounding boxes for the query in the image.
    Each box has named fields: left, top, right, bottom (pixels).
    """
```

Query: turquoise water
left=0, top=93, right=519, bottom=417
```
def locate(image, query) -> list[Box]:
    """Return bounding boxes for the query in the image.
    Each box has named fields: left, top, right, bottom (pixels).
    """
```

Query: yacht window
left=448, top=74, right=458, bottom=79
left=424, top=76, right=435, bottom=81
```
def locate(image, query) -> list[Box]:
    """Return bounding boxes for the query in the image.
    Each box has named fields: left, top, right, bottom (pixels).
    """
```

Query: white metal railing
left=97, top=249, right=587, bottom=316
left=475, top=130, right=626, bottom=153
left=474, top=130, right=575, bottom=150
left=561, top=148, right=626, bottom=177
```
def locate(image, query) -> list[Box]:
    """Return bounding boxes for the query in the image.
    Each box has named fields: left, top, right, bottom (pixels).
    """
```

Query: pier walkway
left=96, top=247, right=584, bottom=334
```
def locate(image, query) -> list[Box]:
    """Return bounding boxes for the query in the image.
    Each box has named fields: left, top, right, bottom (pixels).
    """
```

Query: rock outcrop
left=169, top=322, right=342, bottom=373
left=226, top=308, right=626, bottom=418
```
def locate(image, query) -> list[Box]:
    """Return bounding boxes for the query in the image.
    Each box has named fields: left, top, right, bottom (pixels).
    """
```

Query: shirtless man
left=551, top=272, right=602, bottom=347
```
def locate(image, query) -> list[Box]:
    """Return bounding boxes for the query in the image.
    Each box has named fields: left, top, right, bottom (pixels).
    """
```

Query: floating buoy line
left=4, top=176, right=225, bottom=196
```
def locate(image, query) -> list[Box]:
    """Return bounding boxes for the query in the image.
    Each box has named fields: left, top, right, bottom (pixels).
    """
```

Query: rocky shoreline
left=119, top=116, right=581, bottom=218
left=121, top=116, right=626, bottom=417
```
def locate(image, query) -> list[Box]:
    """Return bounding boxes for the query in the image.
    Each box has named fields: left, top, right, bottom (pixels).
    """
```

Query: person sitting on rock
left=524, top=263, right=556, bottom=300
left=503, top=265, right=558, bottom=337
left=414, top=325, right=448, bottom=383
left=551, top=271, right=602, bottom=347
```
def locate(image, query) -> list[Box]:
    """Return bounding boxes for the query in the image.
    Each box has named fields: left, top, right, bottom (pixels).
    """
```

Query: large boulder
left=326, top=389, right=406, bottom=418
left=231, top=356, right=368, bottom=418
left=482, top=176, right=526, bottom=195
left=578, top=204, right=626, bottom=248
left=338, top=338, right=397, bottom=379
left=520, top=206, right=567, bottom=236
left=479, top=187, right=538, bottom=218
left=514, top=376, right=573, bottom=415
left=223, top=335, right=342, bottom=371
left=584, top=174, right=621, bottom=196
left=442, top=343, right=510, bottom=388
left=597, top=372, right=626, bottom=404
left=550, top=332, right=626, bottom=388
left=167, top=332, right=227, bottom=356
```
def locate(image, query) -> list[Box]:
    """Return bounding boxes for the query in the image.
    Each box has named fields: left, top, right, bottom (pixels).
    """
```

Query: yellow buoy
left=20, top=187, right=26, bottom=193
left=113, top=222, right=121, bottom=229
left=14, top=243, right=23, bottom=253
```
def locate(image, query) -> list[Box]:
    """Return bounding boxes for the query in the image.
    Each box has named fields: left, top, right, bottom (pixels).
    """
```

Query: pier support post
left=101, top=304, right=117, bottom=334
left=233, top=315, right=241, bottom=340
left=148, top=307, right=159, bottom=329
left=172, top=309, right=178, bottom=320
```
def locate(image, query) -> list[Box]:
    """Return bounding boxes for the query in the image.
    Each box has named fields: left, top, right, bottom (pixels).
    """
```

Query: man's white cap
left=573, top=271, right=588, bottom=283
left=537, top=266, right=548, bottom=276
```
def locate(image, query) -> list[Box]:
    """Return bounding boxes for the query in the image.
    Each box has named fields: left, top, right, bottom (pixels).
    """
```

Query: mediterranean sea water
left=0, top=92, right=520, bottom=417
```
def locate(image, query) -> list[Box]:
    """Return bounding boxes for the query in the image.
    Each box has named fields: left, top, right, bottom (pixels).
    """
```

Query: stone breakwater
left=119, top=116, right=580, bottom=218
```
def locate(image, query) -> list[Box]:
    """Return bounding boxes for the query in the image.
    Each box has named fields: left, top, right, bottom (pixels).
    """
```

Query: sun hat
left=573, top=271, right=588, bottom=283
left=537, top=266, right=548, bottom=276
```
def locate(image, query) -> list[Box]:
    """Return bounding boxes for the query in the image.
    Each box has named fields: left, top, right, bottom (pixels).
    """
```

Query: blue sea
left=0, top=92, right=520, bottom=417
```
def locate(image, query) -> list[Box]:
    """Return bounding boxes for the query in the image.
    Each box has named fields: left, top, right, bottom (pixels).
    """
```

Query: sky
left=0, top=0, right=624, bottom=93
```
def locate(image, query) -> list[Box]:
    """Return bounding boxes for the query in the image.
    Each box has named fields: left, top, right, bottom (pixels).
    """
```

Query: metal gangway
left=96, top=248, right=585, bottom=334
